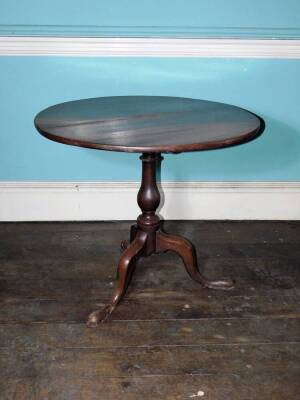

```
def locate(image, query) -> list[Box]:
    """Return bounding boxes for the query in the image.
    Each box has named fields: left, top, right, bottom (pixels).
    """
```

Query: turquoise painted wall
left=1, top=2, right=299, bottom=182
left=0, top=0, right=300, bottom=38
left=0, top=57, right=299, bottom=182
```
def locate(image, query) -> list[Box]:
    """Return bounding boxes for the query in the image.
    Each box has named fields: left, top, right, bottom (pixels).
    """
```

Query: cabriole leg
left=156, top=231, right=234, bottom=290
left=87, top=230, right=147, bottom=327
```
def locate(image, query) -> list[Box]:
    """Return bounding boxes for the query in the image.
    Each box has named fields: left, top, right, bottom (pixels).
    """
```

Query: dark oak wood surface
left=34, top=96, right=262, bottom=153
left=1, top=221, right=300, bottom=399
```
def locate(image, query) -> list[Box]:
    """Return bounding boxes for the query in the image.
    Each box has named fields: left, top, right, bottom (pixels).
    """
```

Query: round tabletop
left=34, top=96, right=262, bottom=153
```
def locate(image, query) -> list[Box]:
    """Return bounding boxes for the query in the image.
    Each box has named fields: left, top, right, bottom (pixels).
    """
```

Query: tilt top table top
left=34, top=96, right=263, bottom=328
left=34, top=96, right=261, bottom=154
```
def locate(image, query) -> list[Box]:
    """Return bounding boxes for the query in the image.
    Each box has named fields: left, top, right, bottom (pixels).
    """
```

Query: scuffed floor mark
left=181, top=326, right=193, bottom=333
left=189, top=390, right=205, bottom=398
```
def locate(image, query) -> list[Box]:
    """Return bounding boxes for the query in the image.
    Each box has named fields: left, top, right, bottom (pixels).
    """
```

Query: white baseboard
left=0, top=181, right=299, bottom=221
left=1, top=37, right=300, bottom=58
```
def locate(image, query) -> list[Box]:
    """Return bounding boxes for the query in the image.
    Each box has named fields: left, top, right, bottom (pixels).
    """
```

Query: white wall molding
left=0, top=181, right=299, bottom=221
left=1, top=37, right=300, bottom=58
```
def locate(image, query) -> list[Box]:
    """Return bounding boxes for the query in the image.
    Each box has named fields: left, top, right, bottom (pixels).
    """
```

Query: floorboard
left=0, top=221, right=299, bottom=399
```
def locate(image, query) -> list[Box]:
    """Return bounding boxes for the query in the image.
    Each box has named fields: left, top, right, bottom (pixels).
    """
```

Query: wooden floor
left=0, top=221, right=300, bottom=399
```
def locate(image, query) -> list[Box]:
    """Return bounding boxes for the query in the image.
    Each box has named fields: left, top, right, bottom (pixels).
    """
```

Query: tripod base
left=86, top=225, right=234, bottom=328
left=87, top=153, right=234, bottom=328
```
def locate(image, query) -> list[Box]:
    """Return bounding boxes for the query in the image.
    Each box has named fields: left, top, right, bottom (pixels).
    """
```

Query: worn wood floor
left=0, top=221, right=299, bottom=399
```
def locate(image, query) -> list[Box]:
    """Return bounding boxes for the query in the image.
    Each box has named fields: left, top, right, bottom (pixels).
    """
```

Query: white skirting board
left=0, top=181, right=299, bottom=221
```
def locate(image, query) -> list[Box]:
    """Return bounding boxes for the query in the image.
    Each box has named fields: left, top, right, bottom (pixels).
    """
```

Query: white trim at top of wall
left=0, top=181, right=299, bottom=221
left=1, top=37, right=300, bottom=58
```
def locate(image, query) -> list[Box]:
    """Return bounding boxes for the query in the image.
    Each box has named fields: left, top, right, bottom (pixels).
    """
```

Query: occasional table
left=34, top=96, right=262, bottom=327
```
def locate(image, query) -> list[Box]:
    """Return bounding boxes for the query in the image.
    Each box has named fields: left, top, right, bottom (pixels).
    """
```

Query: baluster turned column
left=136, top=153, right=163, bottom=255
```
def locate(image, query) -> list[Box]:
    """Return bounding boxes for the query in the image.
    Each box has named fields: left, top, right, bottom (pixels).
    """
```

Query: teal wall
left=0, top=57, right=299, bottom=182
left=1, top=2, right=300, bottom=182
left=0, top=0, right=300, bottom=38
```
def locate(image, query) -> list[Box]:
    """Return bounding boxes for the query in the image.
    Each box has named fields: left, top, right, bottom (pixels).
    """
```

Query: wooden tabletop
left=34, top=96, right=262, bottom=153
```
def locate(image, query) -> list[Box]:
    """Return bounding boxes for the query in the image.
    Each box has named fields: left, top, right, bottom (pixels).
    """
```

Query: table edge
left=35, top=123, right=263, bottom=154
